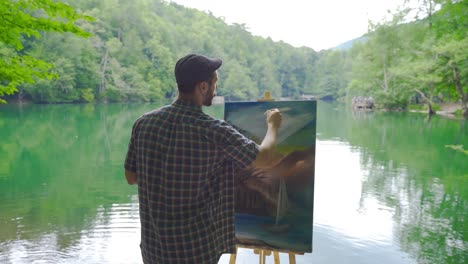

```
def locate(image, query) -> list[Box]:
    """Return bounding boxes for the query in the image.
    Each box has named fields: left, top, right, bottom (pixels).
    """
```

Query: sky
left=169, top=0, right=406, bottom=51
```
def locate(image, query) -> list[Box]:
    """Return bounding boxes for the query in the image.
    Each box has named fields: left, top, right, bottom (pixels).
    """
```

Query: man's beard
left=203, top=93, right=214, bottom=106
left=203, top=87, right=215, bottom=106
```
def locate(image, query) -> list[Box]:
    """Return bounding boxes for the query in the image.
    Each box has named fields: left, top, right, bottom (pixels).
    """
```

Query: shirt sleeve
left=124, top=121, right=138, bottom=173
left=215, top=121, right=259, bottom=168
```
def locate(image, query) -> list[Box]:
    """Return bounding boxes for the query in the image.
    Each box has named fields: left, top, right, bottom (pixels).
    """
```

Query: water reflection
left=1, top=201, right=141, bottom=264
left=0, top=103, right=151, bottom=264
left=307, top=140, right=415, bottom=264
left=315, top=141, right=394, bottom=246
left=317, top=102, right=467, bottom=264
left=0, top=102, right=466, bottom=264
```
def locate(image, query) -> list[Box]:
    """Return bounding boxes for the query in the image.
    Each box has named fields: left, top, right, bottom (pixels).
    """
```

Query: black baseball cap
left=175, top=54, right=222, bottom=92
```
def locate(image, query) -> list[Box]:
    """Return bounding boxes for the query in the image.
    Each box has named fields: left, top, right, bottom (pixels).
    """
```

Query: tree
left=347, top=15, right=409, bottom=110
left=0, top=0, right=91, bottom=103
left=314, top=50, right=348, bottom=99
left=221, top=60, right=258, bottom=101
left=431, top=0, right=468, bottom=118
left=435, top=38, right=468, bottom=118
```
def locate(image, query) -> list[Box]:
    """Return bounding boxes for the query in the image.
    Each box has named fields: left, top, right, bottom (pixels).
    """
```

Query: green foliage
left=312, top=50, right=349, bottom=99
left=3, top=0, right=326, bottom=103
left=374, top=91, right=408, bottom=110
left=431, top=103, right=440, bottom=111
left=1, top=0, right=466, bottom=111
left=80, top=88, right=94, bottom=102
left=345, top=0, right=467, bottom=118
left=432, top=0, right=468, bottom=40
left=0, top=46, right=56, bottom=103
left=0, top=0, right=92, bottom=103
left=102, top=86, right=122, bottom=102
left=408, top=104, right=425, bottom=111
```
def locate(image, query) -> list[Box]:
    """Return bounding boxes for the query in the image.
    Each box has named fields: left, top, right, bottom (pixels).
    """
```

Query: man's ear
left=198, top=81, right=208, bottom=94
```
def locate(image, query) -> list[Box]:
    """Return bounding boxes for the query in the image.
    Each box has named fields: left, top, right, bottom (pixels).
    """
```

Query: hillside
left=332, top=36, right=367, bottom=51
left=7, top=0, right=324, bottom=103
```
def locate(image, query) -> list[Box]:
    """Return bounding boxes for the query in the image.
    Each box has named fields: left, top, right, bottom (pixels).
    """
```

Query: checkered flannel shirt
left=125, top=99, right=259, bottom=264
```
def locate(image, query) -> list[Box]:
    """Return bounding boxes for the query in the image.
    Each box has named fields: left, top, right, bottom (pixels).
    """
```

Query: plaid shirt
left=125, top=99, right=259, bottom=264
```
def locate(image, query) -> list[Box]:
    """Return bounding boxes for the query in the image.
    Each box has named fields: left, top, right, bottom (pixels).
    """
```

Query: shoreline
left=408, top=102, right=463, bottom=120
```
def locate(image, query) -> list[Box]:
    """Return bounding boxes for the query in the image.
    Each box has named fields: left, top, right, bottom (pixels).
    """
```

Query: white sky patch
left=169, top=0, right=406, bottom=51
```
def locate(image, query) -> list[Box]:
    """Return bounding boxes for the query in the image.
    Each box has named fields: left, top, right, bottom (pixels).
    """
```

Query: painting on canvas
left=224, top=100, right=316, bottom=253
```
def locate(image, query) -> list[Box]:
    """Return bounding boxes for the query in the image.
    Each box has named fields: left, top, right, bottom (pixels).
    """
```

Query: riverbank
left=410, top=102, right=463, bottom=119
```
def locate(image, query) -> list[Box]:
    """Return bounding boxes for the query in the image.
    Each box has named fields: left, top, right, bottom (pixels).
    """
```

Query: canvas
left=224, top=100, right=316, bottom=253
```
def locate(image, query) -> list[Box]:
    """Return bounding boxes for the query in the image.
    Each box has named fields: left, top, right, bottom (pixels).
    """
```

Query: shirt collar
left=172, top=98, right=202, bottom=112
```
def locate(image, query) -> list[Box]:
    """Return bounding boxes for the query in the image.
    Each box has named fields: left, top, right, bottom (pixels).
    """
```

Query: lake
left=0, top=102, right=466, bottom=264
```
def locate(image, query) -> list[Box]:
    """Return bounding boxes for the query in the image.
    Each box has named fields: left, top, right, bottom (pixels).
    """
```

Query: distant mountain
left=332, top=35, right=368, bottom=51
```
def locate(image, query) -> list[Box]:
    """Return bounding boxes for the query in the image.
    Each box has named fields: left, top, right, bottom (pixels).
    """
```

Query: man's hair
left=206, top=72, right=217, bottom=86
left=178, top=71, right=216, bottom=94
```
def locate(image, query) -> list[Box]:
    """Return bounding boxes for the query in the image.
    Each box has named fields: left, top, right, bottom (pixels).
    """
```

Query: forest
left=0, top=0, right=467, bottom=117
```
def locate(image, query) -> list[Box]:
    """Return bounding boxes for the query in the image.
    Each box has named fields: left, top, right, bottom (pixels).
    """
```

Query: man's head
left=175, top=54, right=222, bottom=94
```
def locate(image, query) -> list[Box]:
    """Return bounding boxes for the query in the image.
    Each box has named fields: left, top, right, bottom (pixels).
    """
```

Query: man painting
left=125, top=54, right=282, bottom=263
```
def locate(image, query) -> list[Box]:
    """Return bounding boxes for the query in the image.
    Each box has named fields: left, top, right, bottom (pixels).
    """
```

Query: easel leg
left=273, top=251, right=280, bottom=264
left=259, top=250, right=266, bottom=264
left=231, top=246, right=296, bottom=264
left=229, top=247, right=237, bottom=264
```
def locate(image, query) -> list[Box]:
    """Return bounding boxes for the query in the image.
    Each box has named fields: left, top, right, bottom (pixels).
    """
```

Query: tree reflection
left=318, top=102, right=467, bottom=264
left=0, top=103, right=157, bottom=250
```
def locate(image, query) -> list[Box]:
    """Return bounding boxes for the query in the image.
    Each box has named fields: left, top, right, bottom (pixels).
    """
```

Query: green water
left=0, top=102, right=466, bottom=264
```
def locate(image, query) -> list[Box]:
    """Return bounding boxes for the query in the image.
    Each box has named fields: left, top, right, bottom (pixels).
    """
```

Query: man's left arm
left=125, top=170, right=137, bottom=185
left=124, top=122, right=138, bottom=185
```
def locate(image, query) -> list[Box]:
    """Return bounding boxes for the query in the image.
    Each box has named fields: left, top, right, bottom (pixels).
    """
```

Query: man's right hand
left=254, top=108, right=283, bottom=167
left=265, top=108, right=282, bottom=128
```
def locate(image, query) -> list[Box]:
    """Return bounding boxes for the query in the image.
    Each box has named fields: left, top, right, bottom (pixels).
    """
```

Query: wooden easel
left=229, top=91, right=299, bottom=264
left=229, top=245, right=299, bottom=264
left=257, top=91, right=275, bottom=102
